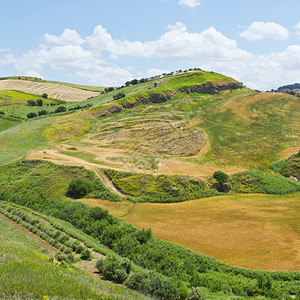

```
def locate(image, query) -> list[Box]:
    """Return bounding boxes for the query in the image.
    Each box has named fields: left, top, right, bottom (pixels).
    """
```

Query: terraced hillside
left=16, top=70, right=299, bottom=178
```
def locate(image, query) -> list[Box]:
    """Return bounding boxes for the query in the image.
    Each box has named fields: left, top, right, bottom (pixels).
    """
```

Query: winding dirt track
left=0, top=80, right=99, bottom=101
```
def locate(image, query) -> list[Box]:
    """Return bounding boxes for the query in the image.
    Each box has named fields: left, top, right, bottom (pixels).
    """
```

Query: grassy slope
left=0, top=217, right=111, bottom=299
left=0, top=160, right=119, bottom=201
left=0, top=116, right=55, bottom=165
left=1, top=70, right=299, bottom=171
left=0, top=213, right=147, bottom=299
left=0, top=89, right=66, bottom=120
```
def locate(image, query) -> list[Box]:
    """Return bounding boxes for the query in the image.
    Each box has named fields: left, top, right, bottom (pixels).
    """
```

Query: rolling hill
left=0, top=76, right=101, bottom=101
left=0, top=69, right=300, bottom=299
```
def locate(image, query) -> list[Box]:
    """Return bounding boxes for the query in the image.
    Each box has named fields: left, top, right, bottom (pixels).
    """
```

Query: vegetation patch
left=0, top=204, right=147, bottom=300
left=269, top=151, right=300, bottom=180
left=0, top=160, right=119, bottom=201
left=231, top=170, right=300, bottom=194
left=104, top=169, right=221, bottom=202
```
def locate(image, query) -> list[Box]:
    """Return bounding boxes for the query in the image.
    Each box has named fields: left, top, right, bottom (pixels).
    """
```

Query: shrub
left=36, top=99, right=43, bottom=106
left=113, top=92, right=125, bottom=100
left=54, top=106, right=67, bottom=113
left=38, top=110, right=47, bottom=116
left=27, top=112, right=38, bottom=119
left=27, top=99, right=36, bottom=106
left=66, top=178, right=91, bottom=199
left=80, top=249, right=91, bottom=260
left=187, top=287, right=207, bottom=299
left=125, top=271, right=179, bottom=300
left=213, top=171, right=229, bottom=185
left=96, top=255, right=130, bottom=284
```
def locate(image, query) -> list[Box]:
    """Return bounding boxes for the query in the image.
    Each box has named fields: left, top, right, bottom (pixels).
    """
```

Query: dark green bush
left=27, top=112, right=37, bottom=119
left=213, top=171, right=229, bottom=185
left=80, top=249, right=91, bottom=260
left=96, top=255, right=130, bottom=284
left=66, top=178, right=91, bottom=199
left=54, top=106, right=67, bottom=113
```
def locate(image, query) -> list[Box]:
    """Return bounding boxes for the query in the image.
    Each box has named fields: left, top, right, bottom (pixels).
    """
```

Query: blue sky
left=1, top=0, right=300, bottom=90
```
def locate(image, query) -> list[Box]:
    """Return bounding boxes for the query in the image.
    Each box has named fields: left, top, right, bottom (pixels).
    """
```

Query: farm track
left=94, top=169, right=124, bottom=196
left=0, top=80, right=99, bottom=101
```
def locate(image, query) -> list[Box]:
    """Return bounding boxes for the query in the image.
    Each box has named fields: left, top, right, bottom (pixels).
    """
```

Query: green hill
left=1, top=69, right=300, bottom=299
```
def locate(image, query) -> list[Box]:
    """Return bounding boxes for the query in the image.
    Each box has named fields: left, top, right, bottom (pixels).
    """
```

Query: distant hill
left=0, top=76, right=104, bottom=101
left=277, top=83, right=300, bottom=92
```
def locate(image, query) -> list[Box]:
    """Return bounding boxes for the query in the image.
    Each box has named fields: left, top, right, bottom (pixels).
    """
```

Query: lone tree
left=66, top=178, right=91, bottom=199
left=42, top=93, right=48, bottom=99
left=213, top=171, right=230, bottom=192
left=213, top=171, right=229, bottom=185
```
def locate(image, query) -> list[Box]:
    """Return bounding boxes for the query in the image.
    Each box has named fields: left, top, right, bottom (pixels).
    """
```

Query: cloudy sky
left=1, top=0, right=300, bottom=90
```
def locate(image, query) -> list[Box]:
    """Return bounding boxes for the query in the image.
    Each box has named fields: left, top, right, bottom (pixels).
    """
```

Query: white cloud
left=295, top=22, right=300, bottom=36
left=178, top=0, right=201, bottom=8
left=25, top=70, right=42, bottom=78
left=0, top=48, right=11, bottom=52
left=146, top=68, right=170, bottom=77
left=240, top=21, right=289, bottom=40
left=86, top=22, right=249, bottom=64
left=45, top=29, right=85, bottom=46
left=4, top=23, right=300, bottom=89
left=13, top=41, right=131, bottom=86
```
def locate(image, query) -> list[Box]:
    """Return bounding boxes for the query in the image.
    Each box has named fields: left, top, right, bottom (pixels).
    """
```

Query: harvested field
left=0, top=80, right=99, bottom=101
left=80, top=193, right=300, bottom=271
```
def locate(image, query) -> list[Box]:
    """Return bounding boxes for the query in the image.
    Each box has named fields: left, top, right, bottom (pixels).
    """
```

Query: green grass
left=184, top=93, right=300, bottom=168
left=1, top=103, right=68, bottom=119
left=105, top=169, right=221, bottom=202
left=0, top=159, right=120, bottom=201
left=167, top=71, right=228, bottom=88
left=0, top=89, right=60, bottom=104
left=0, top=116, right=54, bottom=166
left=0, top=114, right=21, bottom=131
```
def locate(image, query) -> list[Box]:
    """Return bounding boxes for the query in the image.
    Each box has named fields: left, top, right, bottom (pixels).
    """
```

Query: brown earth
left=281, top=147, right=300, bottom=159
left=26, top=141, right=245, bottom=178
left=80, top=193, right=300, bottom=271
left=0, top=80, right=99, bottom=101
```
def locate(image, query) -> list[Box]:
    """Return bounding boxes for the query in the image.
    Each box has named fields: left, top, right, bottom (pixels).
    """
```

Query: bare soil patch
left=0, top=80, right=98, bottom=101
left=81, top=193, right=300, bottom=271
left=281, top=147, right=300, bottom=159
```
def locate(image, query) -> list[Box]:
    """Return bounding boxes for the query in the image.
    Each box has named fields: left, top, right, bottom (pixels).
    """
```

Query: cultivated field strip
left=0, top=201, right=105, bottom=262
left=0, top=80, right=99, bottom=101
